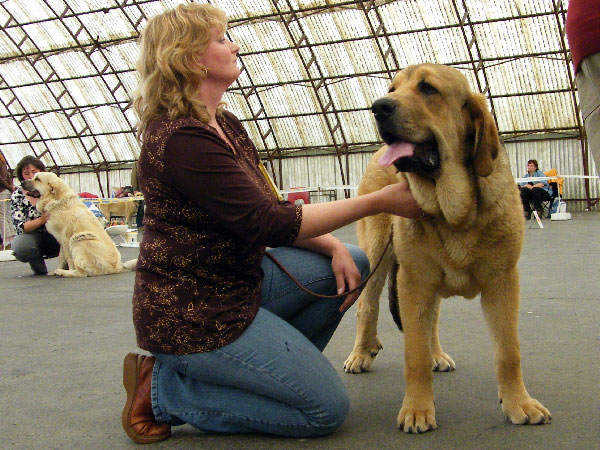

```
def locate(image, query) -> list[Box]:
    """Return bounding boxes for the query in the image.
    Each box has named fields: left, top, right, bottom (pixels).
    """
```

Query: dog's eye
left=419, top=81, right=438, bottom=97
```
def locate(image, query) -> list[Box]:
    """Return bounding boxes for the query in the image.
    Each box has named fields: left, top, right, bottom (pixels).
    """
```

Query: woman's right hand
left=375, top=182, right=424, bottom=218
left=23, top=213, right=50, bottom=233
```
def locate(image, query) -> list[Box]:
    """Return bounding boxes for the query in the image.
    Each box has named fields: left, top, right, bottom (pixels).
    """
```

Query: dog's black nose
left=371, top=97, right=397, bottom=120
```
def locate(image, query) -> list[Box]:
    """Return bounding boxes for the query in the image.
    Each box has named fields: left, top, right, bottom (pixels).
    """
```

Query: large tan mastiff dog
left=22, top=172, right=137, bottom=277
left=98, top=196, right=140, bottom=228
left=343, top=63, right=551, bottom=432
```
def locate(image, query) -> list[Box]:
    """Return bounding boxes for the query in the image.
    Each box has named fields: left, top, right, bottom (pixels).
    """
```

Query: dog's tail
left=71, top=231, right=97, bottom=242
left=121, top=258, right=138, bottom=272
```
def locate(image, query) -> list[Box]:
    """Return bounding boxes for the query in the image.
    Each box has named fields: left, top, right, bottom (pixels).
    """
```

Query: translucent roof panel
left=0, top=0, right=583, bottom=176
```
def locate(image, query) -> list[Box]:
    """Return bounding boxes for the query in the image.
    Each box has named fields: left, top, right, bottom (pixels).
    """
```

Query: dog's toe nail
left=499, top=399, right=503, bottom=404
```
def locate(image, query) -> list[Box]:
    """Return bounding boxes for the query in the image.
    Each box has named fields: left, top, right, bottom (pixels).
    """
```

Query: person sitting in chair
left=518, top=159, right=552, bottom=220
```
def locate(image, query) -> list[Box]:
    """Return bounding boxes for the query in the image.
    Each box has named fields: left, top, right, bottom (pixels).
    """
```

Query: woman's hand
left=375, top=182, right=424, bottom=218
left=23, top=212, right=50, bottom=233
left=330, top=244, right=363, bottom=312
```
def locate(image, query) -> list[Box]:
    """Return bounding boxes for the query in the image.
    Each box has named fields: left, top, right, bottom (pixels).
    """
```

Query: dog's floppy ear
left=46, top=173, right=60, bottom=196
left=466, top=93, right=501, bottom=177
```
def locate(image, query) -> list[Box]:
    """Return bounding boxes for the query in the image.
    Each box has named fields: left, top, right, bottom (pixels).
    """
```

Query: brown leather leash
left=265, top=235, right=393, bottom=299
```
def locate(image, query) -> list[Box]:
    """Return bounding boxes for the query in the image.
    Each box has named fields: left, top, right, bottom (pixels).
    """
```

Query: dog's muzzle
left=372, top=97, right=440, bottom=177
left=20, top=180, right=40, bottom=197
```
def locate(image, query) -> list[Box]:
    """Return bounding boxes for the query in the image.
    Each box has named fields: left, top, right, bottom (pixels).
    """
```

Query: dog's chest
left=403, top=220, right=482, bottom=297
left=46, top=219, right=63, bottom=237
left=419, top=221, right=479, bottom=266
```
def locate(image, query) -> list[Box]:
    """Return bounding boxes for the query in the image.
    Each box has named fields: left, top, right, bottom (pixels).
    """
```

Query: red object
left=287, top=190, right=310, bottom=205
left=566, top=0, right=600, bottom=73
left=78, top=192, right=98, bottom=198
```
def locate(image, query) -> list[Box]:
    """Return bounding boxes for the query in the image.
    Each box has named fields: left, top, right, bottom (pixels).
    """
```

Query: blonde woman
left=123, top=3, right=422, bottom=443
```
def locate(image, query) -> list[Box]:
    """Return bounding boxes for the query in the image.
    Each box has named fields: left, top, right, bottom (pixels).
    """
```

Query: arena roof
left=0, top=0, right=581, bottom=179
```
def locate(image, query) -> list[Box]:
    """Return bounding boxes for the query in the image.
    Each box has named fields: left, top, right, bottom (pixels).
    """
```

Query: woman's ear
left=466, top=93, right=501, bottom=177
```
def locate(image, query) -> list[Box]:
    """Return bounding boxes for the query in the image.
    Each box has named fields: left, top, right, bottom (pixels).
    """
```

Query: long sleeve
left=162, top=123, right=301, bottom=248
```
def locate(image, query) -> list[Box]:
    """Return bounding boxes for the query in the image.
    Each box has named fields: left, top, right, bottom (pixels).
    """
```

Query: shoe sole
left=122, top=353, right=171, bottom=444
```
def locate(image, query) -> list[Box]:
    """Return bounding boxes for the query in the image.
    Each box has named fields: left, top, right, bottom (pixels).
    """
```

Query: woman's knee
left=11, top=235, right=41, bottom=261
left=308, top=389, right=350, bottom=436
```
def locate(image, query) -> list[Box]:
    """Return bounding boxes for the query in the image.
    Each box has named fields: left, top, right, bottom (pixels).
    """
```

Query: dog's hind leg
left=430, top=299, right=455, bottom=372
left=480, top=268, right=551, bottom=425
left=344, top=215, right=394, bottom=373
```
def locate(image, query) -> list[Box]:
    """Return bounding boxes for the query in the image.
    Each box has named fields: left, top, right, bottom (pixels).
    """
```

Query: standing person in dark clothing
left=0, top=153, right=16, bottom=248
left=566, top=0, right=600, bottom=174
left=129, top=161, right=144, bottom=228
left=122, top=4, right=423, bottom=444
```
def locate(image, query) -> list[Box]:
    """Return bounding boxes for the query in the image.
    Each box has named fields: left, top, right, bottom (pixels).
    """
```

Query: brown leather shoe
left=122, top=353, right=171, bottom=444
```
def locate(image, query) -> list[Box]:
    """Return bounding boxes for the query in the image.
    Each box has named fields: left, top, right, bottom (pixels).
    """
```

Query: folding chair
left=541, top=169, right=563, bottom=218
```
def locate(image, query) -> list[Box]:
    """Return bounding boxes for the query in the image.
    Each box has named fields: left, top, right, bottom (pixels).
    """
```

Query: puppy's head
left=373, top=63, right=500, bottom=178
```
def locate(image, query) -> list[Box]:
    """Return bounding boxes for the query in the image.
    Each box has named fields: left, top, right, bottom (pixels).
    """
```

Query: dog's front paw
left=501, top=394, right=551, bottom=425
left=397, top=399, right=437, bottom=434
left=53, top=269, right=66, bottom=277
left=432, top=351, right=455, bottom=372
left=343, top=339, right=383, bottom=373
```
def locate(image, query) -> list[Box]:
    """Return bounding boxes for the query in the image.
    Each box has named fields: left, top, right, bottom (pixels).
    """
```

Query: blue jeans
left=151, top=244, right=369, bottom=437
left=12, top=229, right=60, bottom=274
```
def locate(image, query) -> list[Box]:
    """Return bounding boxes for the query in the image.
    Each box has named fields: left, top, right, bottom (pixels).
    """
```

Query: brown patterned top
left=133, top=111, right=302, bottom=354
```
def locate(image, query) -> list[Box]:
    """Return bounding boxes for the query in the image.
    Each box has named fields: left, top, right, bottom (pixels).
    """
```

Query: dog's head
left=373, top=63, right=500, bottom=179
left=21, top=172, right=69, bottom=202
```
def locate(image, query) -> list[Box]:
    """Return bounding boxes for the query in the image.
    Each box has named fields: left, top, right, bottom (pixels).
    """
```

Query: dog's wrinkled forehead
left=389, top=63, right=472, bottom=100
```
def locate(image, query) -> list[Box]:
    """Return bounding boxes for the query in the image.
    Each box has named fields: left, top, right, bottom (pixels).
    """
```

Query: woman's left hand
left=330, top=245, right=363, bottom=312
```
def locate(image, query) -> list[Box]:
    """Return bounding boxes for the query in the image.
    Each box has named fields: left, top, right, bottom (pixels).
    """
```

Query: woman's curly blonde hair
left=133, top=3, right=228, bottom=142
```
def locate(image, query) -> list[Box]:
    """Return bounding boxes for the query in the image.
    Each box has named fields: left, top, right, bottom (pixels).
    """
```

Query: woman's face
left=196, top=27, right=240, bottom=84
left=21, top=164, right=42, bottom=180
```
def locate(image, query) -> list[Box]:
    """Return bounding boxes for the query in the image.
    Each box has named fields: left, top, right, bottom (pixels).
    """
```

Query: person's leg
left=260, top=244, right=370, bottom=351
left=11, top=232, right=48, bottom=274
left=519, top=187, right=533, bottom=217
left=531, top=187, right=551, bottom=213
left=38, top=230, right=61, bottom=259
left=151, top=308, right=349, bottom=437
left=0, top=190, right=16, bottom=247
left=576, top=52, right=600, bottom=175
left=135, top=200, right=145, bottom=228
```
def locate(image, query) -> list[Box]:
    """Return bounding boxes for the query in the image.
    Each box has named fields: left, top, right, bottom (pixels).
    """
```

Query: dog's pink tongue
left=379, top=142, right=415, bottom=167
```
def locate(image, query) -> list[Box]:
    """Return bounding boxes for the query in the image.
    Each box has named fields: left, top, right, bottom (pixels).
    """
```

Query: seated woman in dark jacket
left=518, top=159, right=552, bottom=219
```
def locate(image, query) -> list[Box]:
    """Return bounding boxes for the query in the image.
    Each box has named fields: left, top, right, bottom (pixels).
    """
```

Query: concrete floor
left=2, top=213, right=599, bottom=449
